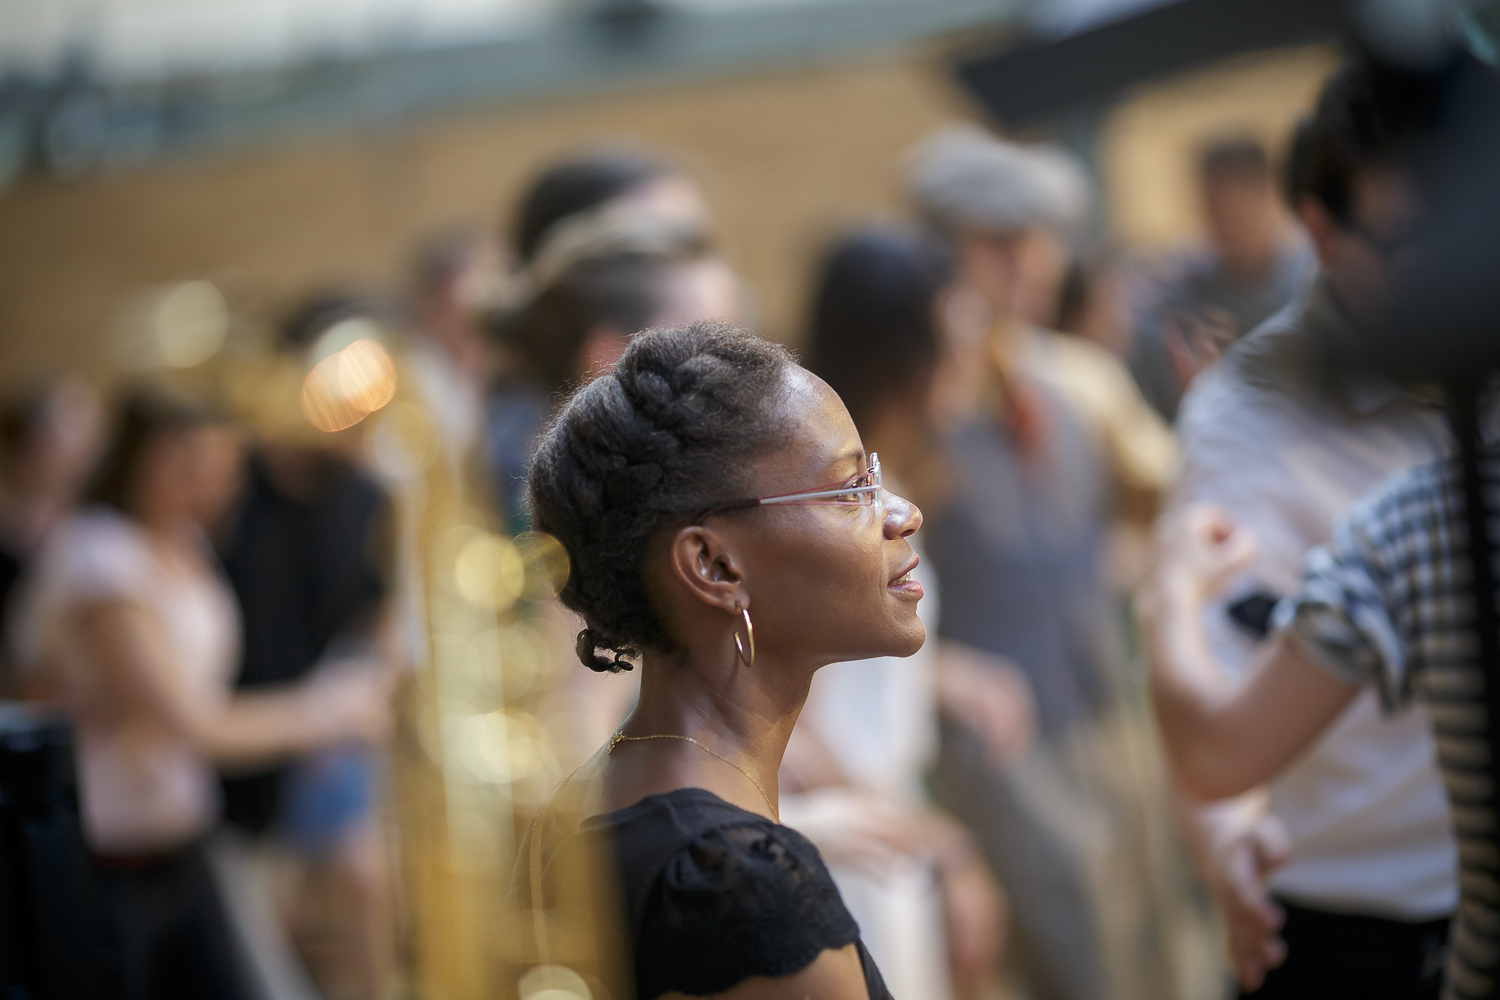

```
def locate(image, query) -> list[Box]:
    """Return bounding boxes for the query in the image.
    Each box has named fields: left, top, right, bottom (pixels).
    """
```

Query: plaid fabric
left=1278, top=451, right=1500, bottom=1000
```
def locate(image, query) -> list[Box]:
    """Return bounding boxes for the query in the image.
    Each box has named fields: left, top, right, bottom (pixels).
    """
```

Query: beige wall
left=1097, top=45, right=1339, bottom=251
left=0, top=42, right=1341, bottom=392
left=0, top=49, right=973, bottom=389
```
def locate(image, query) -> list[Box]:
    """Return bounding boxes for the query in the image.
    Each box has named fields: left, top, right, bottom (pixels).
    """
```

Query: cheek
left=748, top=517, right=899, bottom=656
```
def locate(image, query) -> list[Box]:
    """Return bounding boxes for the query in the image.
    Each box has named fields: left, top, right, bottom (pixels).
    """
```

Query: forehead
left=748, top=368, right=862, bottom=494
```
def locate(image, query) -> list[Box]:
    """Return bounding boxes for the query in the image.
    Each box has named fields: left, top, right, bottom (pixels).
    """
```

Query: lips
left=887, top=556, right=923, bottom=597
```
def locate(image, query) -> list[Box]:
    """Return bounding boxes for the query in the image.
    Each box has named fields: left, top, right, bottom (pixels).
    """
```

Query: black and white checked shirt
left=1279, top=452, right=1500, bottom=1000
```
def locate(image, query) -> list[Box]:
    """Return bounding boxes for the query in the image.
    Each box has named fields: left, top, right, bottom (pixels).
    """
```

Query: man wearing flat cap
left=910, top=126, right=1188, bottom=1000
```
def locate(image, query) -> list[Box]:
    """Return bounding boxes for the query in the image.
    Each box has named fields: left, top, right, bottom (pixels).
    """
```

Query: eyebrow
left=826, top=448, right=866, bottom=475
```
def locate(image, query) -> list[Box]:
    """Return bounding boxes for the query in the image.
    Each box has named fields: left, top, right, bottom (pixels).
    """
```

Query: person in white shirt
left=1163, top=55, right=1457, bottom=997
left=11, top=388, right=390, bottom=1000
left=788, top=226, right=1013, bottom=999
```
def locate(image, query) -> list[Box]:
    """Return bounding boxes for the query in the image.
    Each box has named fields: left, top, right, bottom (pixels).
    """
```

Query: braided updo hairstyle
left=527, top=322, right=796, bottom=672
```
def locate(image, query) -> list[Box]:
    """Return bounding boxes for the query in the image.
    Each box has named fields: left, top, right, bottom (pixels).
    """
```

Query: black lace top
left=573, top=787, right=892, bottom=999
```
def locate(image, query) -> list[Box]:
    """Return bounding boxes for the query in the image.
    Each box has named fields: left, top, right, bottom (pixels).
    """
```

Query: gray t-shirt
left=924, top=377, right=1125, bottom=735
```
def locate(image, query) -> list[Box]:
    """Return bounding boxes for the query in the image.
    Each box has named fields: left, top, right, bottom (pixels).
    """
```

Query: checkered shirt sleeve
left=1272, top=465, right=1445, bottom=713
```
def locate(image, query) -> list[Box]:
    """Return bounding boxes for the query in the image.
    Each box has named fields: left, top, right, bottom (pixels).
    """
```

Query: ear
left=1295, top=197, right=1338, bottom=268
left=666, top=524, right=748, bottom=614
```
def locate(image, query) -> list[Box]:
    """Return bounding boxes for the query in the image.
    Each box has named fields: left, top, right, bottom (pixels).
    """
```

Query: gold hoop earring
left=734, top=603, right=755, bottom=668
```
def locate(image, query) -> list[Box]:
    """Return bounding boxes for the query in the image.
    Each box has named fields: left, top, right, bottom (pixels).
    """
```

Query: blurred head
left=527, top=323, right=924, bottom=678
left=495, top=244, right=740, bottom=392
left=1054, top=250, right=1133, bottom=356
left=411, top=230, right=503, bottom=374
left=805, top=226, right=952, bottom=439
left=1285, top=55, right=1449, bottom=319
left=908, top=126, right=1089, bottom=326
left=281, top=293, right=395, bottom=353
left=0, top=378, right=101, bottom=505
left=512, top=148, right=708, bottom=266
left=1198, top=137, right=1283, bottom=277
left=86, top=388, right=242, bottom=530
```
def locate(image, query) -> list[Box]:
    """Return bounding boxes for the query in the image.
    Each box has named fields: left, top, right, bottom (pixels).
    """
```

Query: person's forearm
left=194, top=687, right=325, bottom=769
left=909, top=806, right=983, bottom=877
left=1144, top=505, right=1360, bottom=801
left=1142, top=582, right=1251, bottom=797
left=1145, top=584, right=1351, bottom=799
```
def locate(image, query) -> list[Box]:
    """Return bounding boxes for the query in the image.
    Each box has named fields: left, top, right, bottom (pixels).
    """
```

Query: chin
left=886, top=618, right=927, bottom=658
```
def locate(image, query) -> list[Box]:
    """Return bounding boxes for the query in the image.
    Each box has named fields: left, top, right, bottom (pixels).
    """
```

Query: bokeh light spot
left=366, top=400, right=437, bottom=479
left=454, top=532, right=526, bottom=611
left=519, top=965, right=592, bottom=1000
left=514, top=531, right=570, bottom=600
left=155, top=280, right=228, bottom=368
left=301, top=337, right=398, bottom=433
left=453, top=711, right=544, bottom=785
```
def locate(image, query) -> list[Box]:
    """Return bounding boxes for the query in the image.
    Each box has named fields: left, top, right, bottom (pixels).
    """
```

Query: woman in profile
left=523, top=322, right=925, bottom=998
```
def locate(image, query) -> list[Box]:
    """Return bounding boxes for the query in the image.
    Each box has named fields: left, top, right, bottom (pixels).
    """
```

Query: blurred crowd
left=2, top=33, right=1496, bottom=1000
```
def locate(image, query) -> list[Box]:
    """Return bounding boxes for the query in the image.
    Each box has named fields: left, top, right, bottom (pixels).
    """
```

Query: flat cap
left=907, top=125, right=1090, bottom=238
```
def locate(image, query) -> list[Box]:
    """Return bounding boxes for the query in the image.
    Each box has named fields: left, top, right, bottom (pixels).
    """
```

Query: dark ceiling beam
left=953, top=0, right=1348, bottom=129
left=0, top=0, right=1021, bottom=187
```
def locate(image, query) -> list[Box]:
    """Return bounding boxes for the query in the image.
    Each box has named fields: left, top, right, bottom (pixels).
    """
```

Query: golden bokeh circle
left=454, top=532, right=526, bottom=611
left=514, top=531, right=570, bottom=600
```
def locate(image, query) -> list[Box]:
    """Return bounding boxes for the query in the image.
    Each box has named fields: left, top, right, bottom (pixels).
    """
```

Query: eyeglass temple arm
left=757, top=486, right=878, bottom=505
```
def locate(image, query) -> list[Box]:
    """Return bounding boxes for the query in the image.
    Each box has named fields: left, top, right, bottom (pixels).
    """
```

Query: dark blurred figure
left=793, top=225, right=1016, bottom=1000
left=218, top=297, right=398, bottom=1000
left=408, top=231, right=503, bottom=466
left=8, top=387, right=389, bottom=1000
left=1146, top=44, right=1500, bottom=1000
left=1162, top=55, right=1463, bottom=999
left=1133, top=137, right=1314, bottom=420
left=0, top=379, right=100, bottom=687
left=487, top=151, right=735, bottom=535
left=1054, top=249, right=1136, bottom=361
left=510, top=146, right=709, bottom=268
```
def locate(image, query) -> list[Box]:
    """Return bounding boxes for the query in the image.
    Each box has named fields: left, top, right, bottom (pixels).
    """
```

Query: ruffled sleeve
left=50, top=508, right=153, bottom=604
left=633, top=820, right=862, bottom=999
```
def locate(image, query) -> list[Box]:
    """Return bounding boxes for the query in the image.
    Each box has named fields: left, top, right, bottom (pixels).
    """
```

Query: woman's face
left=708, top=368, right=926, bottom=668
left=135, top=425, right=244, bottom=528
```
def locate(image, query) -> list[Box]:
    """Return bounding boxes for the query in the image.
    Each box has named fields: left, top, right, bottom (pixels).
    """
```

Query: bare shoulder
left=657, top=944, right=869, bottom=1000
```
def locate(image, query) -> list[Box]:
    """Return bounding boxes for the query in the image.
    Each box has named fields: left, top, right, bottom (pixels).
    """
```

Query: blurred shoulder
left=1176, top=304, right=1315, bottom=452
left=1030, top=326, right=1135, bottom=387
left=46, top=507, right=151, bottom=575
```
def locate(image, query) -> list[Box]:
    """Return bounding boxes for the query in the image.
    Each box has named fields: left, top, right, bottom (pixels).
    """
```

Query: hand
left=935, top=643, right=1036, bottom=769
left=305, top=660, right=395, bottom=745
left=1152, top=504, right=1258, bottom=606
left=1165, top=305, right=1235, bottom=392
left=1203, top=811, right=1291, bottom=991
left=939, top=851, right=1005, bottom=994
left=777, top=788, right=928, bottom=875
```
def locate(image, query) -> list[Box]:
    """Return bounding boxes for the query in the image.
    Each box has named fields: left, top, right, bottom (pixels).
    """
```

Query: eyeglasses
left=696, top=453, right=883, bottom=522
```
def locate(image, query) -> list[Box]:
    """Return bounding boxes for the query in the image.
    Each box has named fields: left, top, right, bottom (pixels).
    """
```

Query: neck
left=988, top=314, right=1030, bottom=374
left=133, top=505, right=190, bottom=545
left=619, top=646, right=813, bottom=816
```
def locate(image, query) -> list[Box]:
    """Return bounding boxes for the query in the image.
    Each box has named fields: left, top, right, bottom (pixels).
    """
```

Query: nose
left=883, top=491, right=922, bottom=539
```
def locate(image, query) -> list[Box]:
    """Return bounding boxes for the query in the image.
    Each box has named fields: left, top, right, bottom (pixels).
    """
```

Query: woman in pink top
left=12, top=389, right=390, bottom=1000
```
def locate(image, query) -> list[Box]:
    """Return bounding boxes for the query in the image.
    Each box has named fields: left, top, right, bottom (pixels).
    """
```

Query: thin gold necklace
left=608, top=730, right=779, bottom=821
